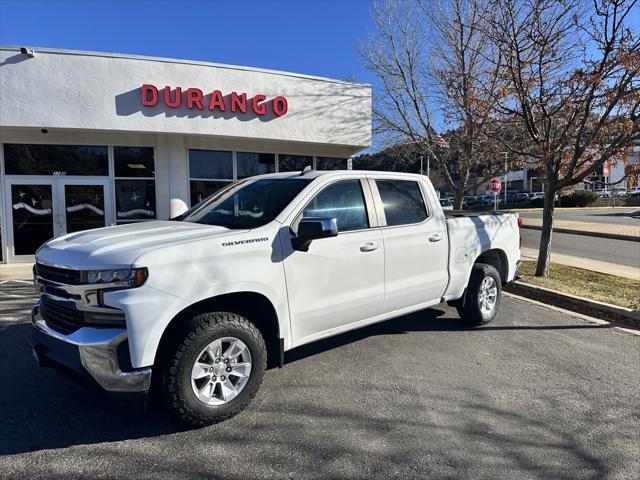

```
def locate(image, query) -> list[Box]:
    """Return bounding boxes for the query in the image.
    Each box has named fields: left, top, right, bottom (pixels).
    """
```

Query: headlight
left=83, top=267, right=148, bottom=287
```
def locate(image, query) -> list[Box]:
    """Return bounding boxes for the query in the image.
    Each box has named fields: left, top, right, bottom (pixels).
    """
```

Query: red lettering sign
left=140, top=84, right=288, bottom=117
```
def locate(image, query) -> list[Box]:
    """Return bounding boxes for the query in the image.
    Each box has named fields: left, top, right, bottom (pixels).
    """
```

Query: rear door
left=371, top=177, right=449, bottom=313
left=283, top=178, right=385, bottom=343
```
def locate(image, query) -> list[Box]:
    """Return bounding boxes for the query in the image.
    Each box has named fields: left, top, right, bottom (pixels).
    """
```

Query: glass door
left=60, top=179, right=112, bottom=235
left=3, top=178, right=113, bottom=262
left=4, top=179, right=56, bottom=262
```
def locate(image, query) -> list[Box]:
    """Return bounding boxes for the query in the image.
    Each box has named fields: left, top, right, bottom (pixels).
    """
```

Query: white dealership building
left=0, top=46, right=371, bottom=263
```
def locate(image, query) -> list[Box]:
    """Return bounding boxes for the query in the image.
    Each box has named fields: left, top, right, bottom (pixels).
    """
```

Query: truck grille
left=36, top=263, right=83, bottom=285
left=41, top=298, right=85, bottom=335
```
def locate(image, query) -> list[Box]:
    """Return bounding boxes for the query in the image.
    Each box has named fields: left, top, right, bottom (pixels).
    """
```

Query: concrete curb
left=504, top=281, right=640, bottom=328
left=520, top=224, right=639, bottom=242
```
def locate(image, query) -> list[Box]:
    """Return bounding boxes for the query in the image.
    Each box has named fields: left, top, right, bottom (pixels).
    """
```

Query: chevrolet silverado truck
left=31, top=170, right=521, bottom=426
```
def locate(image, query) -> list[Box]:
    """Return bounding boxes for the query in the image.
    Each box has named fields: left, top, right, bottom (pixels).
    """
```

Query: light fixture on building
left=20, top=47, right=35, bottom=57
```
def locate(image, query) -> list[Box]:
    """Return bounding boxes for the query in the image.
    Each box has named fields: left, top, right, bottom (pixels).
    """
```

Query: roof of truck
left=259, top=170, right=427, bottom=180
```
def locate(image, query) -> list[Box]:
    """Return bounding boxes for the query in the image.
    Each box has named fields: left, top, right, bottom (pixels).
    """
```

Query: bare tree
left=361, top=0, right=502, bottom=209
left=483, top=0, right=640, bottom=276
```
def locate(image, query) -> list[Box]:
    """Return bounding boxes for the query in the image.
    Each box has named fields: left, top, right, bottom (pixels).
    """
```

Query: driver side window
left=303, top=180, right=369, bottom=232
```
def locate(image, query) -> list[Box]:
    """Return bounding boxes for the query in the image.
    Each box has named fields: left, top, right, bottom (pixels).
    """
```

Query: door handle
left=360, top=242, right=380, bottom=252
left=428, top=234, right=443, bottom=242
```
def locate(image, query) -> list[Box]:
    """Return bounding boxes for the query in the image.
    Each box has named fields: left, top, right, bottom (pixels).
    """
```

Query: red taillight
left=517, top=216, right=522, bottom=248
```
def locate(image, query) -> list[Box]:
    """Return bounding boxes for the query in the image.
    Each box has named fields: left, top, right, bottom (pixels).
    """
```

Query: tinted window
left=237, top=152, right=276, bottom=178
left=181, top=178, right=311, bottom=229
left=190, top=180, right=230, bottom=206
left=189, top=150, right=233, bottom=179
left=376, top=180, right=428, bottom=226
left=115, top=179, right=156, bottom=221
left=316, top=157, right=347, bottom=170
left=303, top=180, right=368, bottom=232
left=278, top=154, right=313, bottom=172
left=4, top=144, right=108, bottom=176
left=114, top=147, right=155, bottom=177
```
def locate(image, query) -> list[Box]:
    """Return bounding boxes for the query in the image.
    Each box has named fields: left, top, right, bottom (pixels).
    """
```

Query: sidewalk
left=520, top=247, right=639, bottom=280
left=0, top=263, right=34, bottom=282
left=520, top=218, right=640, bottom=240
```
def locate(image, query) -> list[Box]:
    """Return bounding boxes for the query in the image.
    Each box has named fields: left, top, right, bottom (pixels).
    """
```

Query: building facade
left=0, top=46, right=371, bottom=263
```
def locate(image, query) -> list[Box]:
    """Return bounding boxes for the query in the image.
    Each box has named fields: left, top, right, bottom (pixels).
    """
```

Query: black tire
left=159, top=311, right=267, bottom=427
left=456, top=263, right=501, bottom=327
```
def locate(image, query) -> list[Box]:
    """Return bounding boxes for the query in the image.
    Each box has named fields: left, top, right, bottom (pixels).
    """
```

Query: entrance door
left=4, top=178, right=113, bottom=262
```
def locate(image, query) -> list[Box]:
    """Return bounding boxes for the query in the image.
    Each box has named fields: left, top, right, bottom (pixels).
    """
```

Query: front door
left=4, top=178, right=112, bottom=262
left=283, top=179, right=385, bottom=344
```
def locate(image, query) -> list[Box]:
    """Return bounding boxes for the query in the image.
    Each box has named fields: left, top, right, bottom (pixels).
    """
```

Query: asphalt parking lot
left=0, top=281, right=638, bottom=480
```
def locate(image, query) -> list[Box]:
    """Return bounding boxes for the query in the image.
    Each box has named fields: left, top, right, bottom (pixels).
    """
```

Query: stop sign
left=490, top=177, right=502, bottom=193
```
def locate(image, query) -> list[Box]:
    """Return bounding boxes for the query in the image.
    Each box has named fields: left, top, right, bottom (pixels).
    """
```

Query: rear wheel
left=159, top=311, right=267, bottom=427
left=456, top=263, right=501, bottom=327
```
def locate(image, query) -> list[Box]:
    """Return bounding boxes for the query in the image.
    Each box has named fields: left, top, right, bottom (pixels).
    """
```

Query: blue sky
left=0, top=0, right=377, bottom=84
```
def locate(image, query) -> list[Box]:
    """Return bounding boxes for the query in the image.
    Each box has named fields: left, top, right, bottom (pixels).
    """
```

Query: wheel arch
left=154, top=291, right=283, bottom=370
left=474, top=248, right=509, bottom=283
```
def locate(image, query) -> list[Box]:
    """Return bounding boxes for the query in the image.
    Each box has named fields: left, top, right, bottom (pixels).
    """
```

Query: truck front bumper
left=30, top=301, right=152, bottom=393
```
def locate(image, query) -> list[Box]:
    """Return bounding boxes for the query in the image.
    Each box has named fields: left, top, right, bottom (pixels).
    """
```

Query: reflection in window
left=11, top=184, right=54, bottom=255
left=376, top=180, right=428, bottom=226
left=189, top=150, right=233, bottom=179
left=3, top=144, right=108, bottom=176
left=237, top=152, right=276, bottom=178
left=114, top=146, right=156, bottom=223
left=316, top=157, right=347, bottom=170
left=115, top=180, right=156, bottom=221
left=114, top=147, right=155, bottom=177
left=303, top=180, right=368, bottom=232
left=188, top=150, right=233, bottom=206
left=190, top=180, right=231, bottom=206
left=64, top=185, right=106, bottom=233
left=278, top=154, right=313, bottom=172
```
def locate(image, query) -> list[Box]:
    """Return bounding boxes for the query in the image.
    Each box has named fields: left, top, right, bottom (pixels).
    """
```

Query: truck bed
left=444, top=210, right=514, bottom=218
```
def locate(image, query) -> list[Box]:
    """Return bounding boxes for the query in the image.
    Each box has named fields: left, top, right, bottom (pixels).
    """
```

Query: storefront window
left=236, top=152, right=276, bottom=179
left=188, top=150, right=233, bottom=206
left=278, top=154, right=313, bottom=172
left=3, top=144, right=108, bottom=176
left=316, top=156, right=348, bottom=170
left=189, top=150, right=233, bottom=179
left=114, top=147, right=156, bottom=223
left=115, top=179, right=156, bottom=221
left=114, top=147, right=155, bottom=177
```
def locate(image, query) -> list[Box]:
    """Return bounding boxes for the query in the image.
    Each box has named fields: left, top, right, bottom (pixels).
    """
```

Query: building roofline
left=0, top=45, right=371, bottom=88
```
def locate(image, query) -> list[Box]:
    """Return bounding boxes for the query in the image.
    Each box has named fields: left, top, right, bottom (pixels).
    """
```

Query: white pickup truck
left=31, top=170, right=521, bottom=426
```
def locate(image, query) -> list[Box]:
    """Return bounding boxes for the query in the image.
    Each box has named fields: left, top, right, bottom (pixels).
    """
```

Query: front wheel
left=159, top=311, right=267, bottom=427
left=456, top=263, right=501, bottom=327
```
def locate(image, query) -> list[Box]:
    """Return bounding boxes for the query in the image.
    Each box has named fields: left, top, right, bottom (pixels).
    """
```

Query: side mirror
left=291, top=217, right=338, bottom=252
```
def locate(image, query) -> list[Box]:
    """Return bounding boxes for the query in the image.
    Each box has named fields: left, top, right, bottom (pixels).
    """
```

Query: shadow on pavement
left=0, top=302, right=614, bottom=458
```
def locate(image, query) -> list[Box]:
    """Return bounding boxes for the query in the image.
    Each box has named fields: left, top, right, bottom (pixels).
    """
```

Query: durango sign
left=140, top=83, right=288, bottom=117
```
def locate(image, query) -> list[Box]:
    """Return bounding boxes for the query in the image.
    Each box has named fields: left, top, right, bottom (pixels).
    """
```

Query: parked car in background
left=628, top=186, right=640, bottom=196
left=512, top=192, right=530, bottom=202
left=612, top=187, right=627, bottom=197
left=595, top=189, right=611, bottom=198
left=440, top=198, right=454, bottom=210
left=463, top=196, right=482, bottom=208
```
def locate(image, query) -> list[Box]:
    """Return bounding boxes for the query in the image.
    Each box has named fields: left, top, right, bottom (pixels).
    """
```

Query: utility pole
left=419, top=155, right=424, bottom=175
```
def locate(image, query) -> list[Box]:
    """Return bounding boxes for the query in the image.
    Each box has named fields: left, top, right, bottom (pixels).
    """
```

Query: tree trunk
left=453, top=189, right=465, bottom=210
left=535, top=188, right=556, bottom=277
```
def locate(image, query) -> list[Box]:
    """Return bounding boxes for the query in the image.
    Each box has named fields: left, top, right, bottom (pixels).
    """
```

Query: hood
left=36, top=220, right=244, bottom=269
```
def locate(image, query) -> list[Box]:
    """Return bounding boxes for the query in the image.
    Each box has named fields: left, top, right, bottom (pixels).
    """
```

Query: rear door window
left=375, top=179, right=428, bottom=226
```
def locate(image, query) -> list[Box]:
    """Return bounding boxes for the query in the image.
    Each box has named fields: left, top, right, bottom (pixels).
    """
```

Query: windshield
left=179, top=178, right=312, bottom=229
